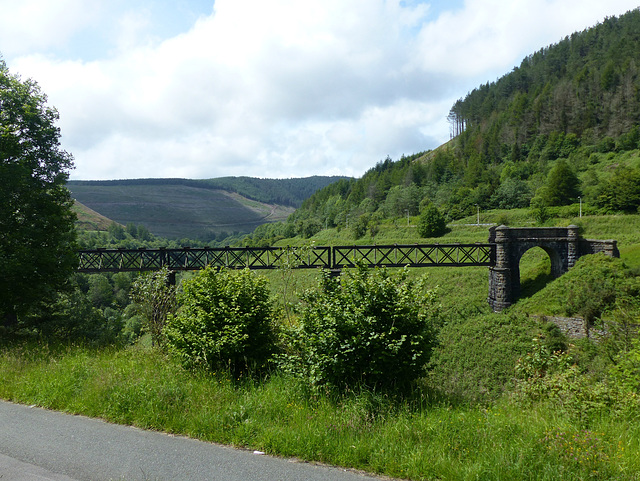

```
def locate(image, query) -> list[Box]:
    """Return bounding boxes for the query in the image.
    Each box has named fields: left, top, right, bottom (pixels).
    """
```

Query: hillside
left=72, top=201, right=117, bottom=232
left=67, top=176, right=346, bottom=241
left=242, top=9, right=640, bottom=246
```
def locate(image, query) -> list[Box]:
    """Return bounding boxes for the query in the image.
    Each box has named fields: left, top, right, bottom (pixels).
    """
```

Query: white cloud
left=415, top=0, right=640, bottom=78
left=3, top=0, right=639, bottom=180
left=0, top=0, right=104, bottom=56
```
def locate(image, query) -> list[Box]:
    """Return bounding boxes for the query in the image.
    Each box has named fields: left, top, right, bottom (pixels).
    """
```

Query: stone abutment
left=487, top=225, right=619, bottom=311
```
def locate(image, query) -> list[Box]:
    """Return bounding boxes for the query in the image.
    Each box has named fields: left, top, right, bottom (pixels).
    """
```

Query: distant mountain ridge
left=69, top=176, right=348, bottom=208
left=67, top=176, right=349, bottom=241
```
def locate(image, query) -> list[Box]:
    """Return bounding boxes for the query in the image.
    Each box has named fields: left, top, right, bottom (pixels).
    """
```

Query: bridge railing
left=333, top=243, right=494, bottom=268
left=77, top=243, right=495, bottom=273
left=77, top=246, right=332, bottom=272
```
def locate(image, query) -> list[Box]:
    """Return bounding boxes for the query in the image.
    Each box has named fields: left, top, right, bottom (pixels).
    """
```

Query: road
left=0, top=401, right=389, bottom=481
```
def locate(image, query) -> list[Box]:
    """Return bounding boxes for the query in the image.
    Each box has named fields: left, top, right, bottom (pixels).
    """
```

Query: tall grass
left=1, top=342, right=638, bottom=480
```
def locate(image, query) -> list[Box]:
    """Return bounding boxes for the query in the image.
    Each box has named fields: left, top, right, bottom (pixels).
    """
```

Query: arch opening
left=518, top=246, right=555, bottom=299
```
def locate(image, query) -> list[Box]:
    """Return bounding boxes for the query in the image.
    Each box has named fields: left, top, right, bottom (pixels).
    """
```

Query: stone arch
left=487, top=225, right=619, bottom=311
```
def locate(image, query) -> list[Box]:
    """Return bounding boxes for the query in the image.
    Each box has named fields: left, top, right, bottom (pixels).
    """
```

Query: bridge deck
left=77, top=244, right=495, bottom=273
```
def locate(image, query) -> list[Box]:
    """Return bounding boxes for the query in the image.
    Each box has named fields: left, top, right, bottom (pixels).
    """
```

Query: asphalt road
left=0, top=401, right=388, bottom=481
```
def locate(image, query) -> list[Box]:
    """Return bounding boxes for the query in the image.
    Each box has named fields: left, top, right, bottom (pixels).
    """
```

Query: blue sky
left=1, top=0, right=638, bottom=180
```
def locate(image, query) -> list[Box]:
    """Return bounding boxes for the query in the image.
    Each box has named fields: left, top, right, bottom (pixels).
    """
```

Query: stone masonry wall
left=537, top=315, right=588, bottom=339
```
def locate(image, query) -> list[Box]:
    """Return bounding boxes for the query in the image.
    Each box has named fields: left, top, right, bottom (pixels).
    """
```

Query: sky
left=1, top=0, right=639, bottom=180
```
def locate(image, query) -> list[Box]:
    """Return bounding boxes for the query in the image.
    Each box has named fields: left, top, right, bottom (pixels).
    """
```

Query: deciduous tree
left=0, top=58, right=77, bottom=325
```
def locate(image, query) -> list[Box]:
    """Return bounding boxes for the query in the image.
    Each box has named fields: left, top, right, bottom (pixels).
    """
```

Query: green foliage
left=280, top=266, right=440, bottom=393
left=273, top=244, right=315, bottom=324
left=38, top=288, right=116, bottom=343
left=532, top=159, right=580, bottom=207
left=166, top=267, right=276, bottom=376
left=0, top=59, right=77, bottom=325
left=490, top=177, right=532, bottom=209
left=350, top=213, right=370, bottom=240
left=428, top=313, right=541, bottom=402
left=12, top=273, right=128, bottom=344
left=596, top=165, right=640, bottom=212
left=88, top=274, right=115, bottom=308
left=130, top=268, right=177, bottom=347
left=298, top=218, right=322, bottom=238
left=513, top=253, right=640, bottom=320
left=417, top=202, right=447, bottom=238
left=383, top=184, right=421, bottom=217
left=452, top=11, right=640, bottom=162
left=513, top=338, right=640, bottom=424
left=610, top=337, right=640, bottom=393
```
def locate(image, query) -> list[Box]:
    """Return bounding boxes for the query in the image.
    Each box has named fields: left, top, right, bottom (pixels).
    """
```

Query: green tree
left=351, top=213, right=370, bottom=240
left=596, top=166, right=640, bottom=212
left=0, top=58, right=77, bottom=325
left=417, top=202, right=448, bottom=238
left=490, top=178, right=532, bottom=209
left=88, top=274, right=114, bottom=308
left=532, top=159, right=580, bottom=207
left=130, top=268, right=177, bottom=347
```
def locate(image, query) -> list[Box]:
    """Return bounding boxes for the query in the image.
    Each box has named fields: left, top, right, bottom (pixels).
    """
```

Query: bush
left=610, top=337, right=640, bottom=393
left=165, top=267, right=277, bottom=376
left=130, top=268, right=177, bottom=347
left=279, top=265, right=440, bottom=393
left=513, top=338, right=640, bottom=423
left=417, top=202, right=447, bottom=238
left=30, top=288, right=114, bottom=343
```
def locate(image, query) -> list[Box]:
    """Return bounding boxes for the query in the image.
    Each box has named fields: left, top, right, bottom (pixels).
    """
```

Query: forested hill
left=448, top=8, right=640, bottom=162
left=68, top=176, right=348, bottom=208
left=67, top=176, right=348, bottom=241
left=245, top=8, right=640, bottom=245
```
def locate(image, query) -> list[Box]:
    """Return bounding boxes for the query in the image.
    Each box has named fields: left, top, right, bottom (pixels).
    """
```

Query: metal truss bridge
left=77, top=243, right=495, bottom=273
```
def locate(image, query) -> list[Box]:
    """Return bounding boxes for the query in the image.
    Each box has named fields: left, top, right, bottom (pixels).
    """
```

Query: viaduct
left=78, top=225, right=619, bottom=312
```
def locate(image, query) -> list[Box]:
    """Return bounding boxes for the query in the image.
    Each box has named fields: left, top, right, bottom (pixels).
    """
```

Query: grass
left=263, top=213, right=640, bottom=325
left=1, top=342, right=638, bottom=480
left=73, top=201, right=116, bottom=231
left=3, top=211, right=640, bottom=479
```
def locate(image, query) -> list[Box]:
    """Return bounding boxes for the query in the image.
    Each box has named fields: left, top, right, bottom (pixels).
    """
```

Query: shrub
left=279, top=265, right=440, bottom=393
left=165, top=267, right=276, bottom=376
left=513, top=338, right=640, bottom=423
left=29, top=287, right=113, bottom=343
left=417, top=202, right=447, bottom=238
left=610, top=337, right=640, bottom=393
left=564, top=255, right=639, bottom=323
left=130, top=268, right=177, bottom=347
